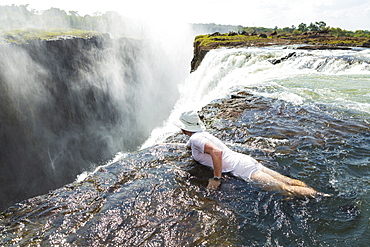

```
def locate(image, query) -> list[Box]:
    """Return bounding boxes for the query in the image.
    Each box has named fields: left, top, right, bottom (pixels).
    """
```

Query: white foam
left=144, top=47, right=370, bottom=148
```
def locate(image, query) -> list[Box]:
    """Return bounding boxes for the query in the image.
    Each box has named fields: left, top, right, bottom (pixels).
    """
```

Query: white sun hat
left=174, top=110, right=204, bottom=132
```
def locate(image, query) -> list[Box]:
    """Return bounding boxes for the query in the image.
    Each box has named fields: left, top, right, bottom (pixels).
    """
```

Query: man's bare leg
left=250, top=171, right=319, bottom=198
left=260, top=166, right=308, bottom=187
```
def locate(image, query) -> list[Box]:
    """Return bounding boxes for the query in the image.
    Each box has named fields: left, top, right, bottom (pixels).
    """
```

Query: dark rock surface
left=1, top=90, right=369, bottom=246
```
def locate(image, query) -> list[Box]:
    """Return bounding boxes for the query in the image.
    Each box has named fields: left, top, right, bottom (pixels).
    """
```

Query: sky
left=2, top=0, right=370, bottom=31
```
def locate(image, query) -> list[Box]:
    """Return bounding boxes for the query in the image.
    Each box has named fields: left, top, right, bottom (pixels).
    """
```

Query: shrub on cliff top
left=195, top=33, right=264, bottom=48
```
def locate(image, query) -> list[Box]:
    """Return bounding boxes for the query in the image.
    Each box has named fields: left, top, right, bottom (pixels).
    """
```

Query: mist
left=0, top=5, right=195, bottom=210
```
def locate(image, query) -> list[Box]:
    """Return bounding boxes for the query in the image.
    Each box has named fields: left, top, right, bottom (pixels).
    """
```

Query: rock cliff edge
left=191, top=32, right=370, bottom=72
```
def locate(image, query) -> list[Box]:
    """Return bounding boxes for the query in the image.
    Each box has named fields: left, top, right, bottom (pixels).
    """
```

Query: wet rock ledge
left=165, top=91, right=303, bottom=157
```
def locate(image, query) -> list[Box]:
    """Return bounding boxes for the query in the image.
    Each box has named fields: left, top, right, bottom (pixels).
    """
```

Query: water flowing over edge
left=0, top=19, right=196, bottom=210
left=142, top=46, right=370, bottom=146
left=79, top=45, right=370, bottom=181
left=2, top=44, right=370, bottom=247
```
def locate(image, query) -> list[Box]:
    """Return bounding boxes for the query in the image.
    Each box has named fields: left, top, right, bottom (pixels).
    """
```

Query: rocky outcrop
left=269, top=52, right=297, bottom=65
left=362, top=39, right=370, bottom=48
left=0, top=34, right=111, bottom=210
left=296, top=45, right=352, bottom=50
left=190, top=40, right=213, bottom=73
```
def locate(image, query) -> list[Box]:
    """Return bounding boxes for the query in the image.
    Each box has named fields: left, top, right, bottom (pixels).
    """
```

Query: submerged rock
left=1, top=92, right=368, bottom=246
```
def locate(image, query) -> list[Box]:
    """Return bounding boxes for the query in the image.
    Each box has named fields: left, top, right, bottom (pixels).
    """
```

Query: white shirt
left=187, top=132, right=241, bottom=172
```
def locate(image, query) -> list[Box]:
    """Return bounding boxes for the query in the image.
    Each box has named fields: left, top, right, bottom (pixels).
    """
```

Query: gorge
left=1, top=7, right=370, bottom=246
left=0, top=30, right=192, bottom=211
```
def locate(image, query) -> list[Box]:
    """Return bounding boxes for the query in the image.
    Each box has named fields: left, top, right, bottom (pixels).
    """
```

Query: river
left=1, top=46, right=370, bottom=246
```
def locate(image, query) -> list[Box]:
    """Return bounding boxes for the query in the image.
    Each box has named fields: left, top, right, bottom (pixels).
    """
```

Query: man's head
left=174, top=110, right=204, bottom=133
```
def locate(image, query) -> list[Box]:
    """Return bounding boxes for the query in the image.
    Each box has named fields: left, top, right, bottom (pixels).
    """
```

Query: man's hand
left=207, top=178, right=221, bottom=190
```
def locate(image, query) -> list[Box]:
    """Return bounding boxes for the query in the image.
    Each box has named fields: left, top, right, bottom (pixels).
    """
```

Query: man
left=175, top=110, right=328, bottom=198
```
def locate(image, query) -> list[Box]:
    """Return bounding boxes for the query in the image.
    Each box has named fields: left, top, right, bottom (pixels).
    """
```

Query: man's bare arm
left=204, top=141, right=223, bottom=189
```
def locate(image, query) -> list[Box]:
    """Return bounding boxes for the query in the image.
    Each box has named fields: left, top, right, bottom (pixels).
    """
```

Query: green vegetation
left=0, top=28, right=100, bottom=44
left=193, top=26, right=368, bottom=53
left=194, top=33, right=263, bottom=47
left=195, top=21, right=370, bottom=39
left=0, top=5, right=115, bottom=44
left=287, top=21, right=370, bottom=38
left=1, top=5, right=369, bottom=44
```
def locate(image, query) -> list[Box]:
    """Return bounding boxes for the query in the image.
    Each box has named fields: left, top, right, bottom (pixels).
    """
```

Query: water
left=0, top=18, right=194, bottom=209
left=1, top=45, right=370, bottom=245
left=143, top=47, right=370, bottom=147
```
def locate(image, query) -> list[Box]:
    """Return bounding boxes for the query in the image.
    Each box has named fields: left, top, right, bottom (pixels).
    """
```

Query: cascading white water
left=142, top=46, right=370, bottom=148
left=0, top=7, right=196, bottom=210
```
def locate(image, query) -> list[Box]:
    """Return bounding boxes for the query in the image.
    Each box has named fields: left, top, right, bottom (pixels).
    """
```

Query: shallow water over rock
left=1, top=93, right=369, bottom=246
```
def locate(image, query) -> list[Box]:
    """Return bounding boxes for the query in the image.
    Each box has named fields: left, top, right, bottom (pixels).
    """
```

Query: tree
left=298, top=23, right=307, bottom=32
left=308, top=22, right=319, bottom=31
left=315, top=21, right=327, bottom=31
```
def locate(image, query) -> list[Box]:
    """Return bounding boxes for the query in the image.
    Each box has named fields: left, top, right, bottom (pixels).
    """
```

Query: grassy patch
left=0, top=28, right=101, bottom=45
left=323, top=39, right=365, bottom=46
left=195, top=34, right=266, bottom=48
left=194, top=32, right=368, bottom=50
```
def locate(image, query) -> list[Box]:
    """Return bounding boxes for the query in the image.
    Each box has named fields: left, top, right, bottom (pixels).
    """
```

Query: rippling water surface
left=1, top=47, right=370, bottom=246
left=1, top=94, right=369, bottom=246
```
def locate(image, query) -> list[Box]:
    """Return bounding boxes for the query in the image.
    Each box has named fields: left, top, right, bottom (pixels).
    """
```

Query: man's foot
left=314, top=192, right=333, bottom=198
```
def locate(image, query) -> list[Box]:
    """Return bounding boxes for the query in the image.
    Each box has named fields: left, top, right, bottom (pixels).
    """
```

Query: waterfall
left=143, top=46, right=370, bottom=148
left=0, top=12, right=194, bottom=210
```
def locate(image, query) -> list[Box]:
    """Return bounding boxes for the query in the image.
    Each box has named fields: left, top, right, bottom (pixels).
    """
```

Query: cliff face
left=0, top=35, right=114, bottom=210
left=191, top=32, right=370, bottom=72
left=0, top=34, right=150, bottom=210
